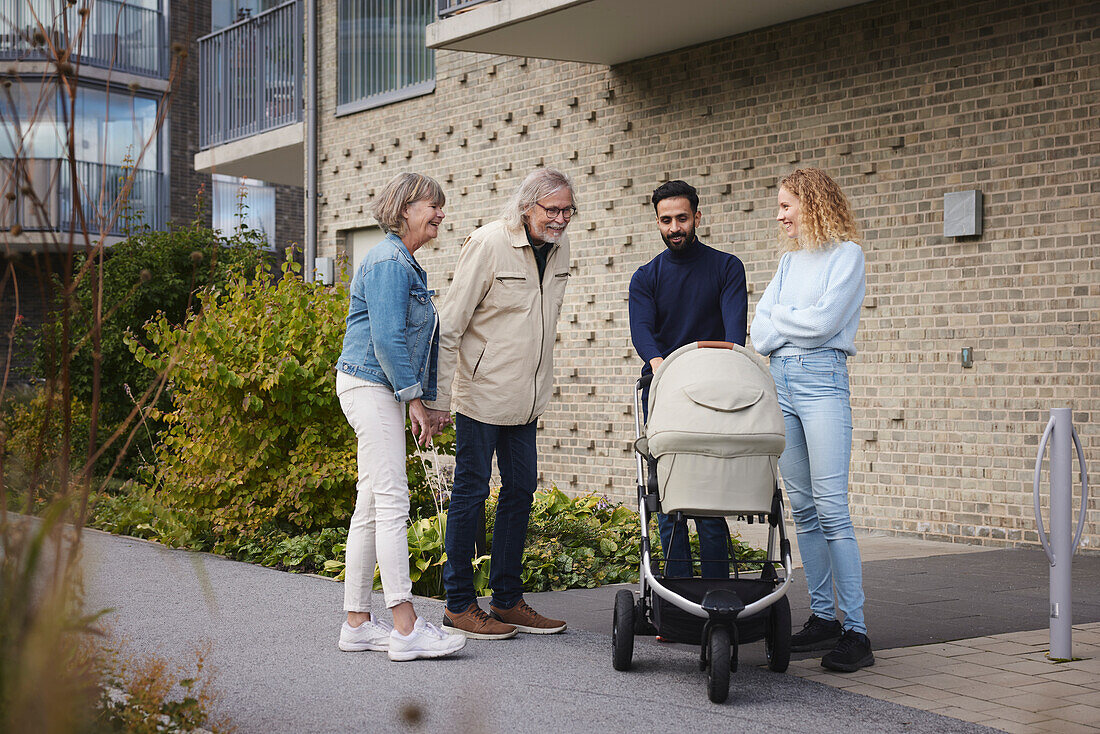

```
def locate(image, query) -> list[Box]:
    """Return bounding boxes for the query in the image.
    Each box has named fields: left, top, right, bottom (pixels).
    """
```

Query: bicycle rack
left=1033, top=407, right=1089, bottom=660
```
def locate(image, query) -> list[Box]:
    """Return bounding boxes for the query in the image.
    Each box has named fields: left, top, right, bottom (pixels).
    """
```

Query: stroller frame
left=611, top=342, right=795, bottom=703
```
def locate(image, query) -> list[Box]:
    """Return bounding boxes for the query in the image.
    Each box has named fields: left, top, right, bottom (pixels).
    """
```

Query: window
left=212, top=174, right=276, bottom=249
left=337, top=0, right=435, bottom=115
left=0, top=81, right=164, bottom=233
left=0, top=83, right=159, bottom=168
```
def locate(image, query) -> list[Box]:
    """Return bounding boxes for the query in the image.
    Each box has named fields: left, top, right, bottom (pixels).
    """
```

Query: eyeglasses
left=534, top=202, right=577, bottom=220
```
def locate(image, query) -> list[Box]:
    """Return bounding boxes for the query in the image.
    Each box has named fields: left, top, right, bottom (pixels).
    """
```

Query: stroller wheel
left=706, top=625, right=731, bottom=704
left=612, top=589, right=635, bottom=671
left=765, top=595, right=792, bottom=673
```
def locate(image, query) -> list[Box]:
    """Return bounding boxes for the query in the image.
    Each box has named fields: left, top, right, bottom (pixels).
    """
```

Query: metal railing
left=0, top=158, right=164, bottom=236
left=199, top=0, right=303, bottom=150
left=438, top=0, right=495, bottom=17
left=0, top=0, right=166, bottom=78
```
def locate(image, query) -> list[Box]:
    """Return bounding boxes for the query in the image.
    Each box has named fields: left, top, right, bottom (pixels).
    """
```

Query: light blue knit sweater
left=750, top=240, right=866, bottom=357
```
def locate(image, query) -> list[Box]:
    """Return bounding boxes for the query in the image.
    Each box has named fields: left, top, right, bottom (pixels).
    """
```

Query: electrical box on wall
left=944, top=190, right=983, bottom=237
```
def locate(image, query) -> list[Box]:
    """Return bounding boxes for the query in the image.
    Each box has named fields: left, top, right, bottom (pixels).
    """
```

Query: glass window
left=0, top=83, right=62, bottom=159
left=0, top=82, right=158, bottom=168
left=337, top=0, right=434, bottom=113
left=72, top=87, right=159, bottom=170
left=212, top=174, right=276, bottom=249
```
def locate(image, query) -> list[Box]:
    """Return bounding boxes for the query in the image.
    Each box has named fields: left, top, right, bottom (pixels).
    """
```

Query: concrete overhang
left=427, top=0, right=867, bottom=65
left=194, top=122, right=304, bottom=188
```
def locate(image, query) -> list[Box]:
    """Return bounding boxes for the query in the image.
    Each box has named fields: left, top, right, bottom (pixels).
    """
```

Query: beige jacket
left=426, top=219, right=571, bottom=425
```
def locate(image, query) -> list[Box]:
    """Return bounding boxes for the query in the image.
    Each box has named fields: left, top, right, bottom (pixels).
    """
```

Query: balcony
left=0, top=158, right=165, bottom=240
left=0, top=0, right=167, bottom=78
left=428, top=0, right=865, bottom=66
left=194, top=0, right=304, bottom=187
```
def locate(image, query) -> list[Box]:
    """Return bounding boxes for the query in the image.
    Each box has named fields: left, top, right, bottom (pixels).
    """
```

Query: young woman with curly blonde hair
left=750, top=168, right=873, bottom=672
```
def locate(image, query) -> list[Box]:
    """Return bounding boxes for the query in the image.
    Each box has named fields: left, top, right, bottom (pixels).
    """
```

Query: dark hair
left=651, top=180, right=698, bottom=213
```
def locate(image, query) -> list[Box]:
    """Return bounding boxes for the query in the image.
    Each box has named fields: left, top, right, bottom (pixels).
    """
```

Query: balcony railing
left=0, top=158, right=164, bottom=237
left=0, top=0, right=167, bottom=78
left=438, top=0, right=494, bottom=17
left=199, top=0, right=303, bottom=150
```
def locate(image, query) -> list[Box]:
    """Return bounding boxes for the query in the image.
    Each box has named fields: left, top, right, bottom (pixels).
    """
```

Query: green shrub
left=514, top=489, right=641, bottom=591
left=37, top=215, right=267, bottom=478
left=0, top=386, right=91, bottom=513
left=132, top=260, right=355, bottom=538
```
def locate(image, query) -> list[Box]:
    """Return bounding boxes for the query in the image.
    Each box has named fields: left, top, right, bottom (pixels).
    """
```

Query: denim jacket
left=336, top=233, right=439, bottom=402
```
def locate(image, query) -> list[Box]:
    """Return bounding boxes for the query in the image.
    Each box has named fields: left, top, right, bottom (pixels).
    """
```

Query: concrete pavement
left=79, top=528, right=1016, bottom=734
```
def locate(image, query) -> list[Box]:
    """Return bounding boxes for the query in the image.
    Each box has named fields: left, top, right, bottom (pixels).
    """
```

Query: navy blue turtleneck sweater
left=628, top=237, right=747, bottom=377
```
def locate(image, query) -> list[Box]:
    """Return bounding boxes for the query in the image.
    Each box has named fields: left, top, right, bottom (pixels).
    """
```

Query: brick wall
left=273, top=183, right=304, bottom=262
left=315, top=0, right=1099, bottom=549
left=168, top=0, right=211, bottom=226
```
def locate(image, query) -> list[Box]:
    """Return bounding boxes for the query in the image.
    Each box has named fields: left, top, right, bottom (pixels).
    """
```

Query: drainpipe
left=304, top=0, right=317, bottom=281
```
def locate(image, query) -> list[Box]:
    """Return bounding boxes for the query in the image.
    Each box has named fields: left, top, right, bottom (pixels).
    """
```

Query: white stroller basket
left=641, top=341, right=786, bottom=516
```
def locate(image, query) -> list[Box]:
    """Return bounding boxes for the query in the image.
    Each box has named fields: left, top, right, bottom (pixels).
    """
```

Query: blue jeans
left=444, top=413, right=537, bottom=613
left=656, top=513, right=730, bottom=578
left=770, top=350, right=867, bottom=635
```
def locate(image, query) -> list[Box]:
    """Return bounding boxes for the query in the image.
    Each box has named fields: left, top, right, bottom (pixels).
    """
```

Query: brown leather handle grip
left=696, top=341, right=735, bottom=350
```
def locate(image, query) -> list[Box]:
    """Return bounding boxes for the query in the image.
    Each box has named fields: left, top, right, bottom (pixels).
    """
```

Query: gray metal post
left=1033, top=407, right=1090, bottom=661
left=304, top=0, right=317, bottom=283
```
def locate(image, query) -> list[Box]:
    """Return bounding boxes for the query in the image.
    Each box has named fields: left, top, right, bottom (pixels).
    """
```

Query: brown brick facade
left=315, top=0, right=1099, bottom=549
left=168, top=0, right=210, bottom=226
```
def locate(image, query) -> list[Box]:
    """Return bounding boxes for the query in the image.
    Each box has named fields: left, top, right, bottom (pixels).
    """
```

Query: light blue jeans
left=770, top=350, right=867, bottom=635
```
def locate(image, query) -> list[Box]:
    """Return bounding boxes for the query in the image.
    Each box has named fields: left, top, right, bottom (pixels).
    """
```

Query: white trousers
left=336, top=372, right=413, bottom=611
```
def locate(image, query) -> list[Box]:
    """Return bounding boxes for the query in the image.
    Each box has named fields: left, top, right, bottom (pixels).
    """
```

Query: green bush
left=0, top=386, right=91, bottom=513
left=515, top=489, right=641, bottom=591
left=37, top=215, right=267, bottom=478
left=131, top=260, right=355, bottom=538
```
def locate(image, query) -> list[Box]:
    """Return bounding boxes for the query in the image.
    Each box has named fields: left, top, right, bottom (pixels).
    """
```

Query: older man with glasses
left=427, top=168, right=576, bottom=640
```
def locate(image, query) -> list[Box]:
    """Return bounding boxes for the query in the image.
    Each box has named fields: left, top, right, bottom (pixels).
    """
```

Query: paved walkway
left=80, top=528, right=1100, bottom=733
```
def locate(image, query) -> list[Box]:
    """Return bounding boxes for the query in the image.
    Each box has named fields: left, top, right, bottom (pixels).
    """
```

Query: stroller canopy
left=643, top=342, right=785, bottom=515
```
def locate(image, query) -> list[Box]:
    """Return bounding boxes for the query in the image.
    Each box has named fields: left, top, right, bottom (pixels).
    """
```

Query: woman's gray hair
left=500, top=167, right=575, bottom=230
left=372, top=172, right=446, bottom=235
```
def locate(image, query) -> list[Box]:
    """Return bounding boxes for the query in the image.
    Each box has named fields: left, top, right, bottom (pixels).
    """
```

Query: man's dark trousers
left=443, top=413, right=537, bottom=613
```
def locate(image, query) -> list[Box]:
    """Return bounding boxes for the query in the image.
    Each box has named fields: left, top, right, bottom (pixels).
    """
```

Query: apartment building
left=199, top=0, right=1099, bottom=550
left=0, top=0, right=303, bottom=377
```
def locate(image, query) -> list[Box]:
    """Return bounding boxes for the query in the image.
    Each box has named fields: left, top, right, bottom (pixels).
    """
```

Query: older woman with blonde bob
left=334, top=172, right=465, bottom=662
left=750, top=168, right=873, bottom=673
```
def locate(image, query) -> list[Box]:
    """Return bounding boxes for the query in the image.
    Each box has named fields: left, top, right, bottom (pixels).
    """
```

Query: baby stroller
left=612, top=341, right=793, bottom=703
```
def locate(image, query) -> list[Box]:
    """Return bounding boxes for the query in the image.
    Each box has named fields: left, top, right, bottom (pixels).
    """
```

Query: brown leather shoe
left=489, top=600, right=566, bottom=634
left=443, top=603, right=518, bottom=640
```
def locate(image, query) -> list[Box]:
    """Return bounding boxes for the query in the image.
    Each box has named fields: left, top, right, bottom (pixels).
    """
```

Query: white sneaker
left=388, top=618, right=467, bottom=662
left=338, top=618, right=393, bottom=652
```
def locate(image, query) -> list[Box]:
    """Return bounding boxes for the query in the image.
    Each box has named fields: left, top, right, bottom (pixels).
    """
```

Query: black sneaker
left=791, top=614, right=842, bottom=652
left=821, top=630, right=875, bottom=672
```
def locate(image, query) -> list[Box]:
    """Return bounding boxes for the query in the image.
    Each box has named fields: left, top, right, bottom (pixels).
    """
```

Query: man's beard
left=529, top=220, right=566, bottom=244
left=661, top=227, right=695, bottom=251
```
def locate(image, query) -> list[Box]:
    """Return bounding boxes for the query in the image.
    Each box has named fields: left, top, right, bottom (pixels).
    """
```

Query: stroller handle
left=696, top=340, right=735, bottom=350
